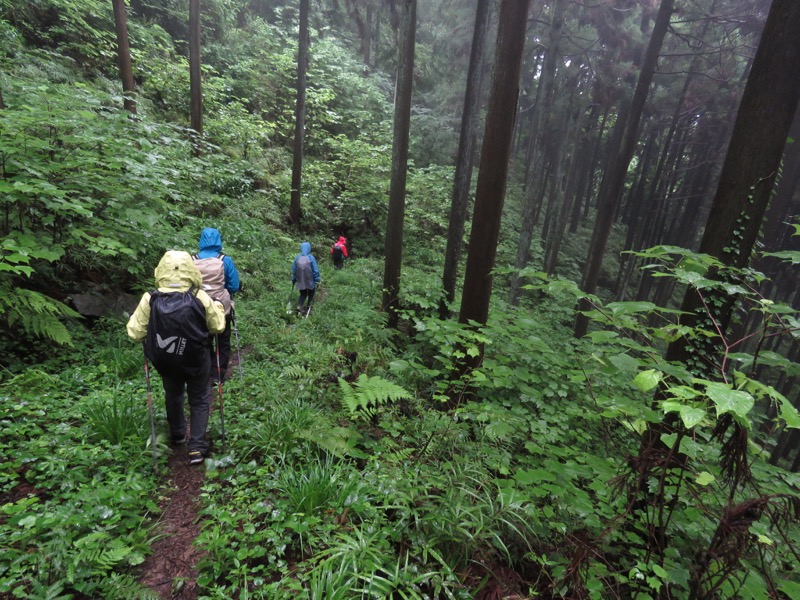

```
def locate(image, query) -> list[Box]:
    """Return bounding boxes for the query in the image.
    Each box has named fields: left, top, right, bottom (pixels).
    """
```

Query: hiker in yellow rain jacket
left=127, top=251, right=225, bottom=465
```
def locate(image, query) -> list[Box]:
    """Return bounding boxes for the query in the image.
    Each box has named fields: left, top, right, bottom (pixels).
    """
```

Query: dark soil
left=137, top=445, right=206, bottom=599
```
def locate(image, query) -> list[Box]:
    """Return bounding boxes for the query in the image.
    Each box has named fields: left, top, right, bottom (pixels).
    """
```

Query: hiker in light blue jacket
left=291, top=241, right=320, bottom=314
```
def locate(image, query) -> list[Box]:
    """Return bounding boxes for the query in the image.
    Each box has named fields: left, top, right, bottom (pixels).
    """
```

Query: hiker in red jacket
left=330, top=236, right=348, bottom=270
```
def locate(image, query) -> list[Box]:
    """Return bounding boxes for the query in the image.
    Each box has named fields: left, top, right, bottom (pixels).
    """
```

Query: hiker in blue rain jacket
left=291, top=241, right=320, bottom=314
left=193, top=227, right=241, bottom=382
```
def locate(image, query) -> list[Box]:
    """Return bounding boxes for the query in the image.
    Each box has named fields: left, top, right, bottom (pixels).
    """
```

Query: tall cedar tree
left=440, top=0, right=491, bottom=318
left=574, top=0, right=676, bottom=338
left=457, top=0, right=531, bottom=366
left=508, top=0, right=566, bottom=305
left=665, top=0, right=800, bottom=367
left=289, top=0, right=309, bottom=225
left=189, top=0, right=202, bottom=146
left=381, top=0, right=416, bottom=329
left=111, top=0, right=136, bottom=114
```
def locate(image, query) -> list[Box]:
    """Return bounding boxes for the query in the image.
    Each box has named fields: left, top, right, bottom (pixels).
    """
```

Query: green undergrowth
left=2, top=227, right=800, bottom=598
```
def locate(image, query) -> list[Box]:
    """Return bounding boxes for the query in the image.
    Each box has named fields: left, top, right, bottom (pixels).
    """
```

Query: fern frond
left=281, top=364, right=310, bottom=380
left=0, top=284, right=80, bottom=346
left=338, top=375, right=411, bottom=419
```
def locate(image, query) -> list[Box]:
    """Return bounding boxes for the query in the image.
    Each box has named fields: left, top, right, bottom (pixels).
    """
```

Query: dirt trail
left=137, top=347, right=245, bottom=597
left=138, top=446, right=206, bottom=599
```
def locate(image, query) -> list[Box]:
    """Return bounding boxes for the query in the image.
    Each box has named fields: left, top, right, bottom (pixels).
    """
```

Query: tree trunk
left=546, top=102, right=593, bottom=275
left=381, top=0, right=416, bottom=329
left=758, top=110, right=800, bottom=260
left=542, top=83, right=582, bottom=275
left=111, top=0, right=136, bottom=114
left=508, top=0, right=566, bottom=305
left=189, top=0, right=202, bottom=152
left=440, top=0, right=492, bottom=318
left=614, top=125, right=660, bottom=298
left=289, top=0, right=309, bottom=225
left=570, top=107, right=608, bottom=233
left=665, top=0, right=800, bottom=368
left=458, top=0, right=531, bottom=364
left=574, top=0, right=675, bottom=338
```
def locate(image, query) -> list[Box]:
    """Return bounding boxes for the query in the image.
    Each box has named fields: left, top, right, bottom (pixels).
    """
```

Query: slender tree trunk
left=508, top=0, right=566, bottom=305
left=0, top=89, right=5, bottom=110
left=440, top=0, right=491, bottom=318
left=542, top=83, right=581, bottom=274
left=111, top=0, right=136, bottom=114
left=614, top=126, right=660, bottom=298
left=570, top=107, right=608, bottom=233
left=189, top=0, right=202, bottom=152
left=546, top=102, right=592, bottom=275
left=381, top=0, right=416, bottom=329
left=289, top=0, right=309, bottom=225
left=365, top=4, right=373, bottom=66
left=458, top=0, right=531, bottom=365
left=574, top=0, right=675, bottom=338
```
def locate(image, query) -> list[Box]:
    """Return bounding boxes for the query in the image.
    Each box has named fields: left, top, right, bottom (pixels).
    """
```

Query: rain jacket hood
left=198, top=227, right=223, bottom=256
left=300, top=241, right=312, bottom=255
left=155, top=251, right=204, bottom=291
left=337, top=236, right=347, bottom=246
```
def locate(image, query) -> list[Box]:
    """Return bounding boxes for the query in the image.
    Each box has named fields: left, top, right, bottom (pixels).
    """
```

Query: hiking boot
left=170, top=434, right=186, bottom=446
left=188, top=451, right=205, bottom=465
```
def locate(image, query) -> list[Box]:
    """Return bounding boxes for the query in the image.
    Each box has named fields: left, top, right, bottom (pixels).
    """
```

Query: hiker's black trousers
left=298, top=287, right=315, bottom=308
left=162, top=359, right=211, bottom=455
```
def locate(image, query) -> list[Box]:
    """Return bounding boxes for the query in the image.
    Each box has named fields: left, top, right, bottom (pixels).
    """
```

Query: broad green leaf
left=778, top=395, right=800, bottom=429
left=778, top=580, right=800, bottom=597
left=756, top=534, right=773, bottom=546
left=764, top=250, right=800, bottom=264
left=695, top=472, right=715, bottom=486
left=651, top=564, right=668, bottom=579
left=680, top=406, right=705, bottom=428
left=633, top=369, right=662, bottom=392
left=705, top=382, right=754, bottom=418
left=606, top=301, right=656, bottom=315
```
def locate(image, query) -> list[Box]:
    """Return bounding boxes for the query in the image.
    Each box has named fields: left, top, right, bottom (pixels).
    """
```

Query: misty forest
left=2, top=0, right=800, bottom=598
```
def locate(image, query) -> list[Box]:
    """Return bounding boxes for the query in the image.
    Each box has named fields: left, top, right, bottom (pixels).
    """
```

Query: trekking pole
left=230, top=308, right=243, bottom=380
left=142, top=343, right=158, bottom=471
left=286, top=282, right=296, bottom=314
left=214, top=335, right=227, bottom=451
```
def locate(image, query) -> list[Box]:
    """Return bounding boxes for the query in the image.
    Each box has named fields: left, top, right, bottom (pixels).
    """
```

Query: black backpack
left=145, top=289, right=210, bottom=377
left=332, top=244, right=343, bottom=260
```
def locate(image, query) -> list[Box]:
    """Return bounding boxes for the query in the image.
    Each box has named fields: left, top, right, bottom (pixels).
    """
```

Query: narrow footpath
left=137, top=446, right=206, bottom=599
